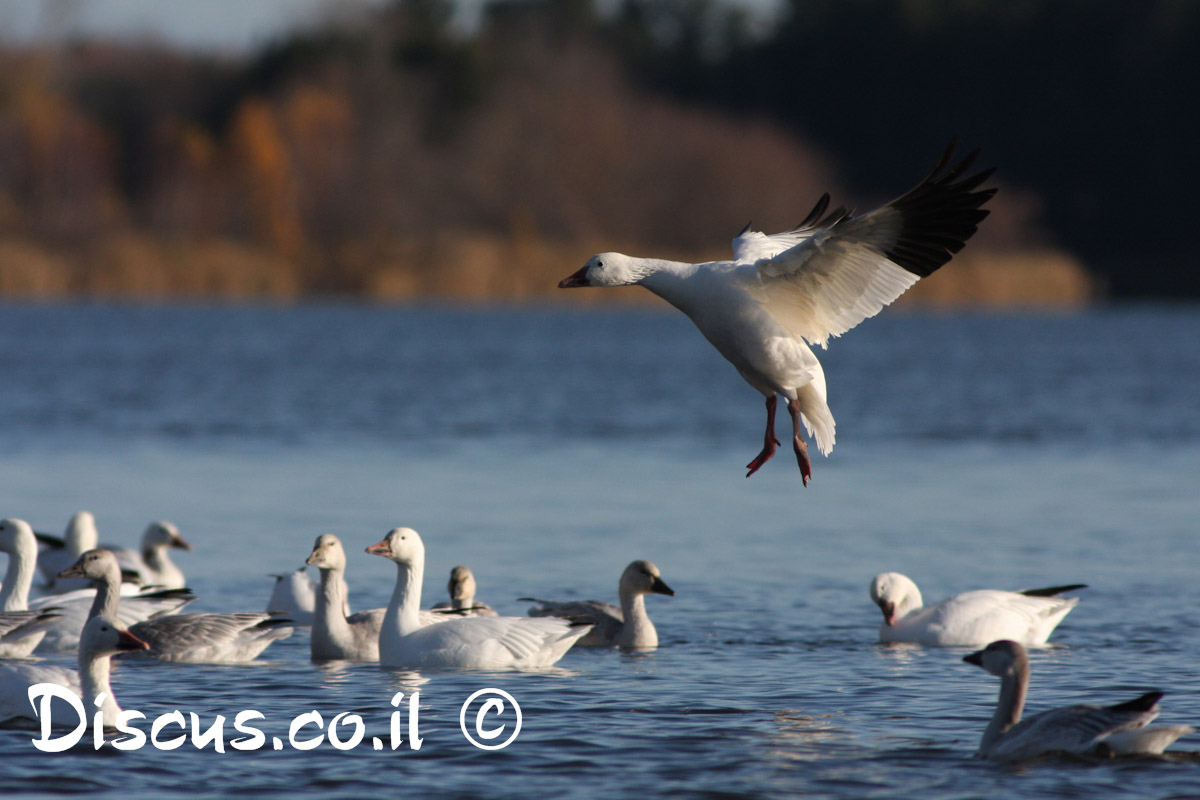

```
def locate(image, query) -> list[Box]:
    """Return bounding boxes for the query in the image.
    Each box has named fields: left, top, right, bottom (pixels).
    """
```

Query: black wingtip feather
left=1109, top=692, right=1164, bottom=714
left=884, top=140, right=997, bottom=278
left=1020, top=584, right=1088, bottom=598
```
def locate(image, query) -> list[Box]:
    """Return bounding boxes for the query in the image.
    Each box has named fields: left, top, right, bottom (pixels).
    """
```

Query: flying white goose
left=1, top=519, right=194, bottom=654
left=266, top=566, right=319, bottom=625
left=559, top=142, right=995, bottom=482
left=366, top=527, right=591, bottom=670
left=430, top=566, right=498, bottom=617
left=113, top=521, right=192, bottom=590
left=868, top=572, right=1083, bottom=647
left=0, top=614, right=148, bottom=727
left=963, top=640, right=1193, bottom=760
left=34, top=510, right=99, bottom=592
left=524, top=560, right=675, bottom=648
left=60, top=549, right=292, bottom=663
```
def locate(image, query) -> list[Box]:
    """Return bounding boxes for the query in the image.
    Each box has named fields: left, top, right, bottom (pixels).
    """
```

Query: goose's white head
left=59, top=548, right=122, bottom=583
left=869, top=572, right=923, bottom=626
left=963, top=639, right=1028, bottom=678
left=559, top=253, right=642, bottom=288
left=0, top=518, right=37, bottom=557
left=79, top=614, right=149, bottom=660
left=65, top=511, right=99, bottom=552
left=307, top=533, right=348, bottom=572
left=620, top=560, right=675, bottom=598
left=365, top=527, right=424, bottom=567
left=143, top=521, right=192, bottom=553
left=447, top=566, right=477, bottom=602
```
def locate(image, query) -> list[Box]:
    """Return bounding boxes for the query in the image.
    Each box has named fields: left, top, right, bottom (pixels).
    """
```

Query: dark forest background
left=0, top=0, right=1194, bottom=302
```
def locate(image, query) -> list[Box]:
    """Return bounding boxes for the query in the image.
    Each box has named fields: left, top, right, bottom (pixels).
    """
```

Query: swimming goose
left=366, top=527, right=591, bottom=670
left=1, top=519, right=193, bottom=654
left=869, top=572, right=1083, bottom=647
left=34, top=510, right=99, bottom=592
left=0, top=614, right=148, bottom=727
left=559, top=142, right=995, bottom=482
left=524, top=560, right=675, bottom=648
left=60, top=549, right=292, bottom=663
left=430, top=566, right=498, bottom=617
left=113, top=521, right=192, bottom=590
left=964, top=640, right=1193, bottom=760
left=266, top=566, right=318, bottom=625
left=0, top=610, right=61, bottom=659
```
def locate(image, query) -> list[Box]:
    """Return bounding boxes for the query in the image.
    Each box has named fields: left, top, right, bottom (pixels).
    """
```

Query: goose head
left=306, top=534, right=348, bottom=571
left=59, top=548, right=123, bottom=583
left=79, top=614, right=149, bottom=659
left=365, top=527, right=424, bottom=566
left=559, top=253, right=644, bottom=288
left=0, top=518, right=37, bottom=557
left=143, top=521, right=192, bottom=553
left=964, top=639, right=1029, bottom=677
left=65, top=511, right=99, bottom=553
left=620, top=560, right=675, bottom=597
left=869, top=572, right=923, bottom=626
left=447, top=566, right=477, bottom=603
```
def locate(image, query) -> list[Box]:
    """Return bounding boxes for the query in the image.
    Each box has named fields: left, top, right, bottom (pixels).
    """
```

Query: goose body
left=0, top=615, right=148, bottom=727
left=0, top=610, right=61, bottom=659
left=367, top=528, right=590, bottom=670
left=1, top=519, right=193, bottom=654
left=964, top=640, right=1193, bottom=760
left=60, top=549, right=291, bottom=663
left=869, top=572, right=1082, bottom=647
left=525, top=560, right=675, bottom=648
left=559, top=143, right=994, bottom=482
left=266, top=566, right=318, bottom=625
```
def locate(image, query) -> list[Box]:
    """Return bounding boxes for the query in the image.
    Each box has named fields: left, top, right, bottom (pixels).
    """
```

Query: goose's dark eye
left=596, top=260, right=604, bottom=268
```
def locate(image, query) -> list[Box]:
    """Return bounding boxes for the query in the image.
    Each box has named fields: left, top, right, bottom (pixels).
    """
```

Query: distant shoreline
left=0, top=235, right=1095, bottom=307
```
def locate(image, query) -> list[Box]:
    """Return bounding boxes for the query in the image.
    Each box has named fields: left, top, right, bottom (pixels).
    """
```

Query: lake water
left=1, top=303, right=1199, bottom=799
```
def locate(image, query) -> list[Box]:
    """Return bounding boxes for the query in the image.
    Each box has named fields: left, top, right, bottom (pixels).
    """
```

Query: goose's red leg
left=746, top=395, right=782, bottom=477
left=787, top=398, right=812, bottom=486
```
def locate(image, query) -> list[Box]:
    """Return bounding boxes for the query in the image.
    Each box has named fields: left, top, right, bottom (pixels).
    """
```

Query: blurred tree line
left=1, top=0, right=1165, bottom=302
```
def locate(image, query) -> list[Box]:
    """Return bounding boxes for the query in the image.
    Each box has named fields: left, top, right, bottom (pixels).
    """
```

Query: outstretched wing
left=740, top=142, right=996, bottom=348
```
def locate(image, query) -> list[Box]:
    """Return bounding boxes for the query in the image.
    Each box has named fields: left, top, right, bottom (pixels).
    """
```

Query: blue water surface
left=1, top=303, right=1198, bottom=799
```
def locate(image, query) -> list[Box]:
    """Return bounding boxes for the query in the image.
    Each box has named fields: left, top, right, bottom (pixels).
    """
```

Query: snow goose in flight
left=430, top=566, right=498, bottom=617
left=963, top=640, right=1193, bottom=760
left=366, top=527, right=591, bottom=670
left=559, top=142, right=995, bottom=482
left=869, top=572, right=1083, bottom=647
left=0, top=615, right=148, bottom=727
left=60, top=549, right=292, bottom=663
left=523, top=560, right=675, bottom=648
left=0, top=519, right=193, bottom=654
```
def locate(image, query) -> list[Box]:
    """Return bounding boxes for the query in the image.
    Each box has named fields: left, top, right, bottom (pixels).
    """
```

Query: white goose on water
left=0, top=614, right=148, bottom=727
left=963, top=640, right=1193, bottom=760
left=559, top=142, right=995, bottom=482
left=366, top=527, right=591, bottom=670
left=430, top=566, right=498, bottom=617
left=34, top=510, right=99, bottom=592
left=113, top=521, right=192, bottom=590
left=524, top=560, right=675, bottom=648
left=266, top=566, right=319, bottom=625
left=0, top=610, right=61, bottom=659
left=869, top=572, right=1083, bottom=647
left=1, top=519, right=194, bottom=654
left=60, top=549, right=292, bottom=664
